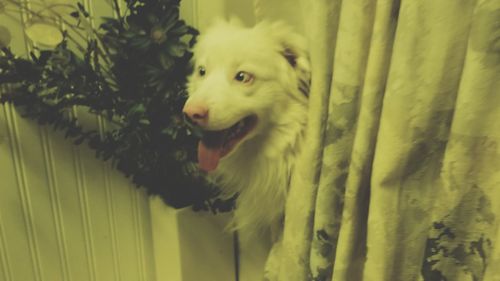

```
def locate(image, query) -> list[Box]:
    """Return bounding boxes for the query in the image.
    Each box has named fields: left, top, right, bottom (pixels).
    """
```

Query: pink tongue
left=198, top=141, right=223, bottom=172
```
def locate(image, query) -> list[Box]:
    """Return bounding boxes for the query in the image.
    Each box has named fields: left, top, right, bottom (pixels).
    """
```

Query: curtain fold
left=257, top=0, right=500, bottom=280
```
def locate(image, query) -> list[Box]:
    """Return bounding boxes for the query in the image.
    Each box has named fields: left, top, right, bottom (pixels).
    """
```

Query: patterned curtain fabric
left=255, top=0, right=500, bottom=280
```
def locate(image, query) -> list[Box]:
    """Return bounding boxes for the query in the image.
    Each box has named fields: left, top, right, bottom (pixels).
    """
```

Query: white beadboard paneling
left=40, top=126, right=72, bottom=281
left=101, top=133, right=123, bottom=281
left=0, top=104, right=14, bottom=281
left=2, top=104, right=44, bottom=281
left=102, top=159, right=123, bottom=281
left=72, top=114, right=98, bottom=281
left=49, top=112, right=95, bottom=280
left=109, top=169, right=144, bottom=281
left=131, top=185, right=147, bottom=281
left=0, top=212, right=12, bottom=281
left=0, top=1, right=156, bottom=281
left=0, top=101, right=156, bottom=281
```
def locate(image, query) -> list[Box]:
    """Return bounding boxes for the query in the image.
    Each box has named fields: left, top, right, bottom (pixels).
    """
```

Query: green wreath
left=0, top=0, right=234, bottom=212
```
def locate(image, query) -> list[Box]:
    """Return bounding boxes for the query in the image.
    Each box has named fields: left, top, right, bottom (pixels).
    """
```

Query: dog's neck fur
left=213, top=98, right=307, bottom=238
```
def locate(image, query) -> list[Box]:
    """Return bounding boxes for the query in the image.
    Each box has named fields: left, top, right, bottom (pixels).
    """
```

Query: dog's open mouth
left=198, top=115, right=258, bottom=172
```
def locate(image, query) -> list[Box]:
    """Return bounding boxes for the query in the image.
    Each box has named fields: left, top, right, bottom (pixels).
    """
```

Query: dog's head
left=184, top=19, right=310, bottom=172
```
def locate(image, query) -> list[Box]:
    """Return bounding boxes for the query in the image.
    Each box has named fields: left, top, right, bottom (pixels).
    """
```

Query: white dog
left=183, top=19, right=310, bottom=240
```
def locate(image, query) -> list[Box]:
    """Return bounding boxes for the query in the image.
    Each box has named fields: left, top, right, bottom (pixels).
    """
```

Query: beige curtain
left=255, top=0, right=500, bottom=280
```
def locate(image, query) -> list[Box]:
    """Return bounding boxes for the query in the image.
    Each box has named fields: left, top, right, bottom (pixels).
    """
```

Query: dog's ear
left=259, top=21, right=311, bottom=97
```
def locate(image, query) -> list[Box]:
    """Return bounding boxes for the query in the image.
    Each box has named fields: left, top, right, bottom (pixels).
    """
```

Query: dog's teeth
left=228, top=121, right=246, bottom=139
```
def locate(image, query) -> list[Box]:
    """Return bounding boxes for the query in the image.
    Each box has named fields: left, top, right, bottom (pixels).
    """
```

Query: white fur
left=186, top=19, right=310, bottom=240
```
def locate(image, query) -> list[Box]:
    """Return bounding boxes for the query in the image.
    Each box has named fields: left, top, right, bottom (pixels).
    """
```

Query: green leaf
left=128, top=103, right=145, bottom=115
left=170, top=23, right=189, bottom=36
left=129, top=36, right=151, bottom=50
left=166, top=41, right=186, bottom=57
left=139, top=118, right=150, bottom=125
left=159, top=52, right=174, bottom=69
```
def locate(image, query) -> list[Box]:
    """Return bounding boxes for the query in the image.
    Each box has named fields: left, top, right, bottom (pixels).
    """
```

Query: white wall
left=0, top=106, right=156, bottom=281
left=0, top=1, right=155, bottom=280
left=180, top=0, right=256, bottom=31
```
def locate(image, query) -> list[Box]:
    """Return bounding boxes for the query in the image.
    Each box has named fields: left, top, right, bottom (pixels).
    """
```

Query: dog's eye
left=198, top=66, right=206, bottom=76
left=234, top=71, right=254, bottom=83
